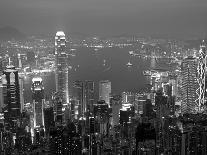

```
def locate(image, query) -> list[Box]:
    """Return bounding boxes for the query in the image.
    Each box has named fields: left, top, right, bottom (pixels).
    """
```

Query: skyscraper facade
left=197, top=40, right=206, bottom=112
left=85, top=80, right=95, bottom=112
left=31, top=77, right=45, bottom=129
left=2, top=65, right=21, bottom=131
left=99, top=80, right=111, bottom=106
left=73, top=80, right=95, bottom=117
left=55, top=31, right=69, bottom=121
left=181, top=56, right=199, bottom=114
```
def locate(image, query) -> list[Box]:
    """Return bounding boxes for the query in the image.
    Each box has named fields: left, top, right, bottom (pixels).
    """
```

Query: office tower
left=52, top=92, right=63, bottom=125
left=44, top=107, right=54, bottom=134
left=99, top=80, right=111, bottom=106
left=55, top=31, right=69, bottom=107
left=85, top=80, right=95, bottom=112
left=2, top=65, right=21, bottom=132
left=17, top=53, right=22, bottom=68
left=94, top=100, right=109, bottom=135
left=19, top=77, right=24, bottom=112
left=73, top=81, right=85, bottom=117
left=31, top=77, right=45, bottom=129
left=73, top=80, right=95, bottom=117
left=181, top=56, right=199, bottom=114
left=155, top=90, right=168, bottom=118
left=197, top=40, right=206, bottom=112
left=0, top=77, right=6, bottom=113
left=111, top=95, right=122, bottom=127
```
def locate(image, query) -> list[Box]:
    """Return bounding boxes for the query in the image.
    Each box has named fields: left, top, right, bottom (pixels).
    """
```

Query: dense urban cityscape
left=0, top=0, right=207, bottom=155
left=0, top=29, right=206, bottom=155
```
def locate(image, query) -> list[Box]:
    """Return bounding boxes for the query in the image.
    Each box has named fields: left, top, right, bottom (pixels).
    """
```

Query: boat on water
left=126, top=62, right=133, bottom=67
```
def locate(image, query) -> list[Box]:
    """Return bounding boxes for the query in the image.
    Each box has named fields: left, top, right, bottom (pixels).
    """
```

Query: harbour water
left=23, top=47, right=170, bottom=103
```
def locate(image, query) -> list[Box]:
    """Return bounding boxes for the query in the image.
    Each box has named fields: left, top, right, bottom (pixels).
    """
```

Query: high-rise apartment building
left=99, top=80, right=111, bottom=106
left=31, top=77, right=45, bottom=129
left=181, top=56, right=199, bottom=114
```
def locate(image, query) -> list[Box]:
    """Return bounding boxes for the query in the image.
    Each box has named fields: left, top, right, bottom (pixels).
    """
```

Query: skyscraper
left=55, top=31, right=69, bottom=122
left=2, top=65, right=21, bottom=132
left=19, top=76, right=24, bottom=113
left=73, top=80, right=95, bottom=117
left=181, top=56, right=199, bottom=114
left=73, top=81, right=85, bottom=117
left=197, top=40, right=206, bottom=112
left=31, top=77, right=45, bottom=129
left=85, top=80, right=95, bottom=112
left=99, top=80, right=111, bottom=106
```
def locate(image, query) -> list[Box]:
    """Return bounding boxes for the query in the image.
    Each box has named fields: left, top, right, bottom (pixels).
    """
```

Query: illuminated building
left=94, top=100, right=109, bottom=135
left=17, top=53, right=22, bottom=68
left=55, top=31, right=69, bottom=116
left=181, top=56, right=199, bottom=114
left=85, top=80, right=95, bottom=112
left=99, top=80, right=111, bottom=106
left=197, top=40, right=206, bottom=112
left=122, top=92, right=135, bottom=104
left=155, top=90, right=168, bottom=118
left=52, top=92, right=63, bottom=125
left=169, top=78, right=178, bottom=97
left=120, top=102, right=133, bottom=125
left=19, top=77, right=24, bottom=113
left=111, top=95, right=122, bottom=127
left=0, top=77, right=6, bottom=113
left=31, top=77, right=45, bottom=129
left=73, top=80, right=95, bottom=117
left=2, top=65, right=21, bottom=132
left=73, top=81, right=84, bottom=117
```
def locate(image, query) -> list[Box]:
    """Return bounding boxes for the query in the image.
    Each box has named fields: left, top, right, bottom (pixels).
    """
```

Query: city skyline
left=0, top=0, right=207, bottom=154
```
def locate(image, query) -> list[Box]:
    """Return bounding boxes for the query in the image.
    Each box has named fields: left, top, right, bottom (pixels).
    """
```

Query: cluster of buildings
left=0, top=30, right=207, bottom=155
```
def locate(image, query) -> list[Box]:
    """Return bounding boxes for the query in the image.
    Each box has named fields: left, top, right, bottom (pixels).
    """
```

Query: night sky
left=0, top=0, right=207, bottom=37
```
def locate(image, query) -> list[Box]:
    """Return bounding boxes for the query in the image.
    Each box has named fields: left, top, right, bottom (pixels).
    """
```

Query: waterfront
left=23, top=47, right=173, bottom=103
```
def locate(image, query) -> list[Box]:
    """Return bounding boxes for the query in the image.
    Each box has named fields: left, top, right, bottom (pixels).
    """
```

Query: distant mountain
left=0, top=26, right=26, bottom=41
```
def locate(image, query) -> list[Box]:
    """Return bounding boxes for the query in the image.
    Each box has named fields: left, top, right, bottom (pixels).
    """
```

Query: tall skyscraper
left=99, top=80, right=111, bottom=106
left=85, top=80, right=95, bottom=112
left=55, top=31, right=69, bottom=124
left=19, top=77, right=24, bottom=113
left=2, top=65, right=21, bottom=132
left=73, top=81, right=85, bottom=117
left=55, top=31, right=69, bottom=105
left=31, top=77, right=45, bottom=129
left=197, top=40, right=206, bottom=112
left=181, top=56, right=199, bottom=114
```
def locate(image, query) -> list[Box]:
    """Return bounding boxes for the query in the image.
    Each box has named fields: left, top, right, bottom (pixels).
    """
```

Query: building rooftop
left=56, top=31, right=65, bottom=37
